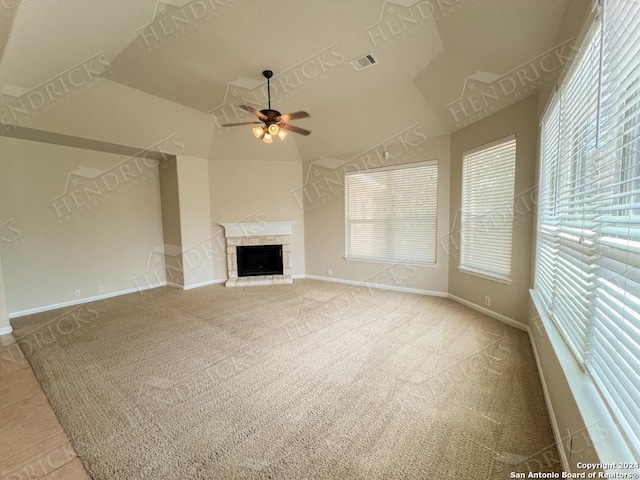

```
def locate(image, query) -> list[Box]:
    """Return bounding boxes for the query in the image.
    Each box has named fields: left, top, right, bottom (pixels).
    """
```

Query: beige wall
left=159, top=159, right=183, bottom=287
left=14, top=78, right=214, bottom=160
left=176, top=155, right=215, bottom=286
left=208, top=159, right=306, bottom=279
left=0, top=253, right=10, bottom=333
left=303, top=134, right=451, bottom=294
left=448, top=95, right=538, bottom=324
left=0, top=135, right=166, bottom=315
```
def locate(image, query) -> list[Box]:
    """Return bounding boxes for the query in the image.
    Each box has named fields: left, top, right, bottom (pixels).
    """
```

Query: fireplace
left=237, top=245, right=283, bottom=277
left=219, top=221, right=294, bottom=287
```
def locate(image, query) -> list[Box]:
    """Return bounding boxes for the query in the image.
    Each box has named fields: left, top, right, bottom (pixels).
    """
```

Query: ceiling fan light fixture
left=262, top=133, right=273, bottom=144
left=268, top=124, right=280, bottom=136
left=277, top=129, right=288, bottom=141
left=252, top=126, right=264, bottom=139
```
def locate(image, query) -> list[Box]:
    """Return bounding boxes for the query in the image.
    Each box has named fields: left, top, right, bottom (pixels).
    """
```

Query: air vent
left=350, top=54, right=377, bottom=71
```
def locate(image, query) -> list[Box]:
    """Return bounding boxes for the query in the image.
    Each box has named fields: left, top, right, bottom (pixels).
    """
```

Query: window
left=460, top=136, right=517, bottom=282
left=345, top=161, right=438, bottom=265
left=535, top=0, right=640, bottom=454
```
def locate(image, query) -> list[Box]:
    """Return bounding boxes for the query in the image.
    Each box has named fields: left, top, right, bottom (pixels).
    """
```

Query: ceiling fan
left=220, top=70, right=311, bottom=143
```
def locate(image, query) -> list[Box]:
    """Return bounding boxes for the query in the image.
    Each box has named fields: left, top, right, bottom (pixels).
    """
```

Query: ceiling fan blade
left=220, top=121, right=262, bottom=127
left=239, top=105, right=268, bottom=120
left=275, top=111, right=310, bottom=122
left=281, top=123, right=311, bottom=136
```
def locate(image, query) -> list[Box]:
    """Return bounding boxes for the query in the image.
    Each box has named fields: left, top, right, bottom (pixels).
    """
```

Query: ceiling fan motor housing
left=260, top=109, right=282, bottom=121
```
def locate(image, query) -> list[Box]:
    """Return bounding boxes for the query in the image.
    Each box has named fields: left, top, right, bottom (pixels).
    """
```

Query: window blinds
left=589, top=0, right=640, bottom=450
left=345, top=161, right=438, bottom=265
left=536, top=0, right=640, bottom=453
left=460, top=137, right=517, bottom=282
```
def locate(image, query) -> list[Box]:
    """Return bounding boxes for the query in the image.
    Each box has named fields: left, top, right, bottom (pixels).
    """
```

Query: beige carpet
left=13, top=280, right=561, bottom=479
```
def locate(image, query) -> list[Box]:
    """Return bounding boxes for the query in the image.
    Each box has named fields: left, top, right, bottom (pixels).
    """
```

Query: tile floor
left=0, top=333, right=91, bottom=480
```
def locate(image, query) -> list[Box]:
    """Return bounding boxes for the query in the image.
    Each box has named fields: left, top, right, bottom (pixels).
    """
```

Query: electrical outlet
left=396, top=276, right=402, bottom=285
left=75, top=290, right=81, bottom=297
left=484, top=296, right=491, bottom=307
left=97, top=285, right=104, bottom=294
left=327, top=269, right=333, bottom=276
left=189, top=275, right=195, bottom=284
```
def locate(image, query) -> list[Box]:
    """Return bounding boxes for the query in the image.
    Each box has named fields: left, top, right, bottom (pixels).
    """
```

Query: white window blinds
left=536, top=0, right=640, bottom=454
left=345, top=161, right=438, bottom=265
left=460, top=136, right=517, bottom=282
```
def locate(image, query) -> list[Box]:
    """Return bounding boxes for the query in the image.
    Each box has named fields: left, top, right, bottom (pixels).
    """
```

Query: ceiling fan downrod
left=263, top=70, right=273, bottom=111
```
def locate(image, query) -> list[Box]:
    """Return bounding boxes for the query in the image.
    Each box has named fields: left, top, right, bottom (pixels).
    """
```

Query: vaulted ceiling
left=0, top=0, right=571, bottom=160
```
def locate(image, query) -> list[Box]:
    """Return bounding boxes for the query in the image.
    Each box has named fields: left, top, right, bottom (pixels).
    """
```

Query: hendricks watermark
left=447, top=38, right=579, bottom=129
left=132, top=210, right=264, bottom=293
left=0, top=218, right=23, bottom=252
left=366, top=0, right=477, bottom=50
left=209, top=44, right=346, bottom=131
left=283, top=262, right=418, bottom=341
left=124, top=347, right=264, bottom=427
left=138, top=0, right=252, bottom=51
left=0, top=53, right=110, bottom=133
left=0, top=439, right=77, bottom=479
left=291, top=123, right=429, bottom=212
left=401, top=330, right=512, bottom=413
left=49, top=134, right=185, bottom=224
left=441, top=184, right=538, bottom=260
left=16, top=303, right=101, bottom=355
left=488, top=419, right=613, bottom=479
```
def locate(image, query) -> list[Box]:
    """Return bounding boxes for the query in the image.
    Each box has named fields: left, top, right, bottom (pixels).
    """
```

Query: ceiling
left=0, top=0, right=571, bottom=160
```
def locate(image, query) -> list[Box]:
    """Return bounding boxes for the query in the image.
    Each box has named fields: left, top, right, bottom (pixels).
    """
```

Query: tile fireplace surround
left=219, top=222, right=294, bottom=287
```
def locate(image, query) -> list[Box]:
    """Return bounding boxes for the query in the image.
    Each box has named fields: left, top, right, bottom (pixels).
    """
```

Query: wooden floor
left=0, top=333, right=91, bottom=480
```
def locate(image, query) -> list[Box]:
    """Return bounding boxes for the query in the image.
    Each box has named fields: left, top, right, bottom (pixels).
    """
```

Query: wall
left=175, top=155, right=215, bottom=287
left=159, top=159, right=183, bottom=287
left=0, top=254, right=10, bottom=334
left=4, top=78, right=215, bottom=160
left=448, top=95, right=538, bottom=325
left=0, top=135, right=166, bottom=315
left=208, top=159, right=305, bottom=280
left=303, top=134, right=451, bottom=294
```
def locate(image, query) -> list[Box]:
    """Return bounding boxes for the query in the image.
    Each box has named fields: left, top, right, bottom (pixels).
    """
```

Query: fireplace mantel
left=219, top=222, right=294, bottom=287
left=219, top=221, right=295, bottom=238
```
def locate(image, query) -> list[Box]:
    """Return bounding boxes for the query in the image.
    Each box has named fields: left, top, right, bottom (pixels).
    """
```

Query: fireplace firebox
left=237, top=245, right=283, bottom=277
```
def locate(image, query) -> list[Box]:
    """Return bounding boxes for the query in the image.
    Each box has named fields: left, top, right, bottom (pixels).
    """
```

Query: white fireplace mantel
left=219, top=221, right=295, bottom=238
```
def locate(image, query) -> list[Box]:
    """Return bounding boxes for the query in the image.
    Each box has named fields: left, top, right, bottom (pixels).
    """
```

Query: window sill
left=457, top=266, right=512, bottom=285
left=529, top=289, right=639, bottom=473
left=343, top=256, right=438, bottom=267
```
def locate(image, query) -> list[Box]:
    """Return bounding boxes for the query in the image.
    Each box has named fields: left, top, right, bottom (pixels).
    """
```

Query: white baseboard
left=183, top=279, right=226, bottom=290
left=292, top=274, right=306, bottom=279
left=447, top=293, right=527, bottom=331
left=8, top=282, right=167, bottom=318
left=0, top=325, right=13, bottom=336
left=168, top=279, right=227, bottom=291
left=527, top=325, right=571, bottom=472
left=8, top=275, right=300, bottom=317
left=305, top=274, right=448, bottom=297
